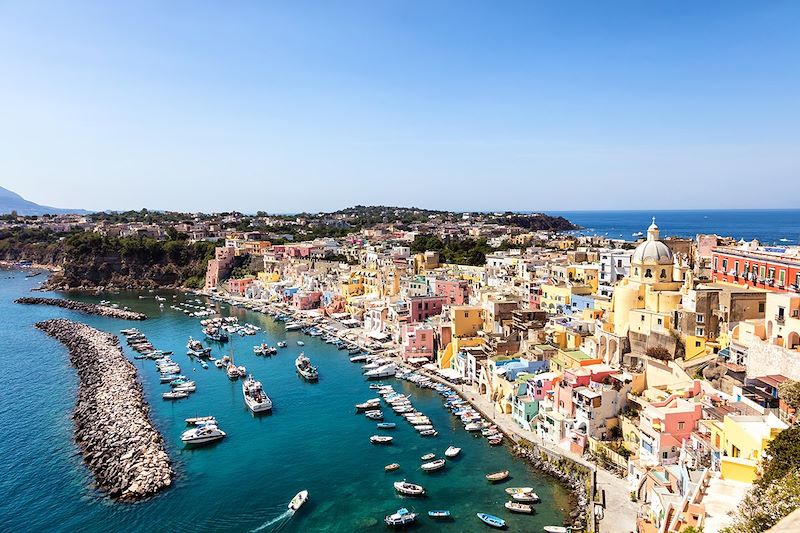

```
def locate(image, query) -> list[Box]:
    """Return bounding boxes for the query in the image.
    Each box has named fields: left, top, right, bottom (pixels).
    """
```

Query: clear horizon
left=2, top=2, right=799, bottom=212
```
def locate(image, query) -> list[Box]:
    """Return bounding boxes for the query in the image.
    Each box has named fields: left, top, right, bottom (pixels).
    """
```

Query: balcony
left=776, top=314, right=786, bottom=325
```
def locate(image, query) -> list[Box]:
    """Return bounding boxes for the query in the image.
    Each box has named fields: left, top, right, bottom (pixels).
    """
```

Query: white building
left=598, top=249, right=633, bottom=297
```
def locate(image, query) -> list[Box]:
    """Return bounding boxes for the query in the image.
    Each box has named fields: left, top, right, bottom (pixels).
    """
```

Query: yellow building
left=708, top=413, right=788, bottom=483
left=438, top=305, right=485, bottom=369
left=257, top=271, right=280, bottom=283
left=549, top=348, right=603, bottom=372
left=540, top=283, right=594, bottom=314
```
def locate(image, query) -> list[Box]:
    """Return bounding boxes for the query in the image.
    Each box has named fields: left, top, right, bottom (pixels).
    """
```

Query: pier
left=17, top=297, right=147, bottom=320
left=36, top=319, right=171, bottom=500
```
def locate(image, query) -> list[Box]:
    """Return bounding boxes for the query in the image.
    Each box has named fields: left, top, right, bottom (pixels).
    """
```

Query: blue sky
left=1, top=1, right=799, bottom=213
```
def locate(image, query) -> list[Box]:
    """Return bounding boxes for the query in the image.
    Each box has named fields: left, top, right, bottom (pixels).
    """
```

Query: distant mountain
left=0, top=186, right=90, bottom=215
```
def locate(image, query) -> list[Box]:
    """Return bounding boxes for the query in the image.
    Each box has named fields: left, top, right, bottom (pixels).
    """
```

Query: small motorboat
left=370, top=435, right=393, bottom=444
left=421, top=459, right=446, bottom=472
left=385, top=463, right=400, bottom=471
left=543, top=527, right=569, bottom=533
left=365, top=410, right=384, bottom=421
left=477, top=513, right=506, bottom=529
left=444, top=446, right=461, bottom=458
left=485, top=470, right=510, bottom=483
left=512, top=492, right=540, bottom=503
left=277, top=341, right=287, bottom=348
left=376, top=422, right=396, bottom=429
left=288, top=490, right=308, bottom=512
left=356, top=399, right=381, bottom=411
left=185, top=416, right=216, bottom=425
left=384, top=507, right=416, bottom=527
left=421, top=453, right=436, bottom=461
left=420, top=429, right=438, bottom=437
left=393, top=481, right=425, bottom=496
left=297, top=341, right=305, bottom=346
left=181, top=424, right=226, bottom=445
left=505, top=501, right=534, bottom=514
left=162, top=390, right=189, bottom=400
left=505, top=487, right=535, bottom=495
left=488, top=435, right=503, bottom=445
left=428, top=510, right=451, bottom=519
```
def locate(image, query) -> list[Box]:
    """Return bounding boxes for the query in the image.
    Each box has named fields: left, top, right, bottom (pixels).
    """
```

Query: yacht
left=295, top=354, right=319, bottom=382
left=242, top=375, right=273, bottom=413
left=181, top=424, right=226, bottom=445
left=364, top=363, right=396, bottom=379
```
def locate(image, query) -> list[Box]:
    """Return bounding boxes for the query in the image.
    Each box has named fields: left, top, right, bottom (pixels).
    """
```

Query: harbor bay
left=0, top=272, right=570, bottom=532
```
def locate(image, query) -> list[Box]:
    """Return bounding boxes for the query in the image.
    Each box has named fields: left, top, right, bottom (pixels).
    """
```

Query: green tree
left=778, top=380, right=800, bottom=411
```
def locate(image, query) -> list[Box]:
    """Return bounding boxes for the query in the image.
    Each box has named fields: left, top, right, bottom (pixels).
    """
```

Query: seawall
left=17, top=297, right=147, bottom=320
left=36, top=318, right=172, bottom=500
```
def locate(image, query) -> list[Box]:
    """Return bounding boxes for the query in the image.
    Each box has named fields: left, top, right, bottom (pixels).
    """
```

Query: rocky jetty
left=36, top=319, right=172, bottom=500
left=513, top=444, right=590, bottom=530
left=16, top=297, right=147, bottom=320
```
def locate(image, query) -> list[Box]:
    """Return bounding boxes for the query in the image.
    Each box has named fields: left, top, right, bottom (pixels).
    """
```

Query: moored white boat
left=421, top=458, right=446, bottom=472
left=242, top=375, right=273, bottom=413
left=181, top=424, right=226, bottom=445
left=370, top=435, right=393, bottom=444
left=445, top=446, right=461, bottom=458
left=393, top=480, right=425, bottom=496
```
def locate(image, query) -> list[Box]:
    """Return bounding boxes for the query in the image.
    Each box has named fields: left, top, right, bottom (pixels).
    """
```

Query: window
left=678, top=421, right=685, bottom=430
left=645, top=268, right=653, bottom=278
left=617, top=260, right=623, bottom=267
left=760, top=266, right=766, bottom=278
left=696, top=328, right=704, bottom=337
left=779, top=270, right=786, bottom=285
left=713, top=257, right=718, bottom=271
left=662, top=451, right=669, bottom=459
left=641, top=315, right=645, bottom=321
left=768, top=268, right=775, bottom=279
left=759, top=302, right=765, bottom=313
left=657, top=318, right=663, bottom=325
left=697, top=313, right=704, bottom=324
left=660, top=269, right=667, bottom=278
left=722, top=259, right=728, bottom=271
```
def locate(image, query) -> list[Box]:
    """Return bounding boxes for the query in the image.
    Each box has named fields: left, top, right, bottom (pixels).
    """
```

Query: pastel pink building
left=409, top=296, right=447, bottom=323
left=433, top=279, right=470, bottom=305
left=552, top=364, right=617, bottom=417
left=227, top=277, right=255, bottom=296
left=293, top=290, right=322, bottom=310
left=638, top=394, right=704, bottom=466
left=526, top=372, right=560, bottom=401
left=401, top=324, right=435, bottom=361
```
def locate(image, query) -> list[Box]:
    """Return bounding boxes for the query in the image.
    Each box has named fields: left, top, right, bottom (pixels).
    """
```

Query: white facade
left=599, top=249, right=633, bottom=297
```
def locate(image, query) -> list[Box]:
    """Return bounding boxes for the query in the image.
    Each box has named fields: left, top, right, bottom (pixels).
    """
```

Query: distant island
left=0, top=186, right=90, bottom=216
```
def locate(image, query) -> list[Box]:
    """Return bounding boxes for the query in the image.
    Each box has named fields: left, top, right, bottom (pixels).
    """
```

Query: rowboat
left=477, top=513, right=506, bottom=528
left=288, top=490, right=308, bottom=512
left=421, top=453, right=436, bottom=461
left=377, top=422, right=396, bottom=429
left=485, top=470, right=510, bottom=483
left=445, top=446, right=461, bottom=458
left=370, top=435, right=393, bottom=444
left=505, top=501, right=534, bottom=514
left=428, top=510, right=451, bottom=518
left=543, top=527, right=569, bottom=533
left=393, top=481, right=425, bottom=496
left=365, top=410, right=384, bottom=420
left=385, top=463, right=400, bottom=471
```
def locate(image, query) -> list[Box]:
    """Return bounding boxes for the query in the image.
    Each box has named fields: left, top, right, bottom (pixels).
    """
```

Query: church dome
left=632, top=218, right=673, bottom=265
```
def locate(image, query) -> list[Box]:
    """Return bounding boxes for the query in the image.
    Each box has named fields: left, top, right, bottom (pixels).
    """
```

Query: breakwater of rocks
left=16, top=297, right=147, bottom=320
left=513, top=442, right=592, bottom=531
left=36, top=318, right=172, bottom=500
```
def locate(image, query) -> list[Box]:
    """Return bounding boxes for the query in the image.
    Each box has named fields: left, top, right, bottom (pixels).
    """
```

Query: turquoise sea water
left=0, top=271, right=570, bottom=532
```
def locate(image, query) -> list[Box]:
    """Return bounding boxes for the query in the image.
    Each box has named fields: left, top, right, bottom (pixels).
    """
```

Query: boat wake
left=249, top=509, right=294, bottom=532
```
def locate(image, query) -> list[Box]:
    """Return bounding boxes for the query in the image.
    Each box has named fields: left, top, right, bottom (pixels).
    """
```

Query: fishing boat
left=421, top=459, right=446, bottom=472
left=181, top=424, right=226, bottom=445
left=295, top=354, right=319, bottom=382
left=393, top=481, right=425, bottom=496
left=421, top=453, right=436, bottom=461
left=428, top=510, right=451, bottom=519
left=477, top=513, right=506, bottom=529
left=242, top=375, right=273, bottom=413
left=485, top=470, right=510, bottom=483
left=385, top=463, right=400, bottom=471
left=445, top=446, right=461, bottom=458
left=370, top=435, right=393, bottom=445
left=376, top=422, right=396, bottom=429
left=226, top=363, right=239, bottom=380
left=512, top=492, right=540, bottom=503
left=214, top=359, right=225, bottom=368
left=236, top=365, right=247, bottom=377
left=162, top=390, right=189, bottom=400
left=505, top=501, right=534, bottom=514
left=384, top=508, right=416, bottom=527
left=288, top=490, right=308, bottom=512
left=185, top=416, right=216, bottom=425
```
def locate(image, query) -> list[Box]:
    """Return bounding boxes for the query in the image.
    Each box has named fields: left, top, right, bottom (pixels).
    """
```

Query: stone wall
left=746, top=339, right=800, bottom=380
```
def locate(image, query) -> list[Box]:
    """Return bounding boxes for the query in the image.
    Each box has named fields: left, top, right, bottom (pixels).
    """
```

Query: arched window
left=634, top=267, right=639, bottom=276
left=660, top=269, right=667, bottom=279
left=645, top=268, right=653, bottom=278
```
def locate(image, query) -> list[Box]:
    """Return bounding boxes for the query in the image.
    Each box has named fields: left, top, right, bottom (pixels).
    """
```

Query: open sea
left=550, top=209, right=800, bottom=245
left=0, top=272, right=570, bottom=532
